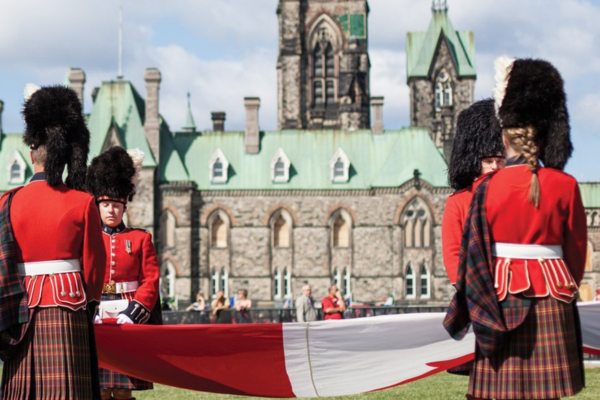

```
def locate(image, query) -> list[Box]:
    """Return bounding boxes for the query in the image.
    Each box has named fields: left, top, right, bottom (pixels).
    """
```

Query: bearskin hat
left=86, top=147, right=144, bottom=203
left=23, top=85, right=90, bottom=190
left=448, top=99, right=504, bottom=191
left=494, top=56, right=572, bottom=170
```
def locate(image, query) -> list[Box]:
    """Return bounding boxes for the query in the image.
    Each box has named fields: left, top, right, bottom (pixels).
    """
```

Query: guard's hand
left=117, top=314, right=134, bottom=325
left=94, top=315, right=103, bottom=324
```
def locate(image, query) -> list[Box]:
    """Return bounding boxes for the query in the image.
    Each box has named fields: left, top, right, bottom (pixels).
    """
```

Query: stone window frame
left=163, top=260, right=177, bottom=300
left=270, top=209, right=293, bottom=248
left=270, top=147, right=291, bottom=183
left=307, top=14, right=343, bottom=108
left=333, top=267, right=342, bottom=290
left=586, top=241, right=594, bottom=272
left=160, top=209, right=177, bottom=249
left=419, top=262, right=431, bottom=299
left=220, top=268, right=229, bottom=298
left=208, top=209, right=230, bottom=249
left=434, top=69, right=453, bottom=110
left=211, top=268, right=219, bottom=298
left=405, top=263, right=415, bottom=299
left=400, top=197, right=433, bottom=249
left=283, top=268, right=292, bottom=299
left=330, top=148, right=350, bottom=183
left=329, top=208, right=353, bottom=248
left=273, top=268, right=282, bottom=300
left=209, top=148, right=229, bottom=184
left=7, top=150, right=26, bottom=185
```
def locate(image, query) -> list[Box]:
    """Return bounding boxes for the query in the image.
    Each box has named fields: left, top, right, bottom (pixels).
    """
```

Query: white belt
left=104, top=281, right=139, bottom=294
left=492, top=243, right=563, bottom=259
left=17, top=259, right=81, bottom=276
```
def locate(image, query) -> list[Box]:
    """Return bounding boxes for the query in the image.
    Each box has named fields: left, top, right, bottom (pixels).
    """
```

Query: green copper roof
left=579, top=182, right=600, bottom=208
left=0, top=134, right=34, bottom=190
left=406, top=9, right=476, bottom=80
left=87, top=80, right=156, bottom=167
left=172, top=128, right=449, bottom=191
left=159, top=120, right=189, bottom=182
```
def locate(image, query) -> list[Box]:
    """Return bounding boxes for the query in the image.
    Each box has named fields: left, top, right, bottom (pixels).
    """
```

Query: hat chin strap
left=97, top=195, right=128, bottom=204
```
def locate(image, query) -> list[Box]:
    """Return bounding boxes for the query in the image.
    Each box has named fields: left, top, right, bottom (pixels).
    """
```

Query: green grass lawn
left=1, top=366, right=598, bottom=399
left=136, top=368, right=600, bottom=400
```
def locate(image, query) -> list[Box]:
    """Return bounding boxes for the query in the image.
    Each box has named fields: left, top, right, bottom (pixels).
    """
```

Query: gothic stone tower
left=407, top=2, right=476, bottom=161
left=277, top=0, right=370, bottom=131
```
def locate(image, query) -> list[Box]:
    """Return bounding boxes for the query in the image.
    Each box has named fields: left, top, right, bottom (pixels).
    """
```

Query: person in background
left=186, top=292, right=206, bottom=312
left=211, top=290, right=230, bottom=323
left=442, top=98, right=505, bottom=286
left=0, top=85, right=106, bottom=399
left=295, top=285, right=316, bottom=322
left=234, top=288, right=252, bottom=323
left=322, top=284, right=346, bottom=320
left=86, top=146, right=161, bottom=400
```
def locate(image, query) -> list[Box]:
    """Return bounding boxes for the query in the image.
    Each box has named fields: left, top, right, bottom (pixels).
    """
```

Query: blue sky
left=0, top=0, right=598, bottom=180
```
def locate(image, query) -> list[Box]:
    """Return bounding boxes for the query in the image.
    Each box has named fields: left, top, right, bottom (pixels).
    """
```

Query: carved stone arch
left=264, top=203, right=298, bottom=226
left=206, top=208, right=231, bottom=249
left=394, top=191, right=441, bottom=226
left=268, top=207, right=294, bottom=249
left=397, top=196, right=435, bottom=249
left=201, top=204, right=236, bottom=227
left=160, top=252, right=183, bottom=276
left=306, top=12, right=345, bottom=54
left=327, top=207, right=354, bottom=248
left=323, top=203, right=356, bottom=226
left=161, top=204, right=183, bottom=227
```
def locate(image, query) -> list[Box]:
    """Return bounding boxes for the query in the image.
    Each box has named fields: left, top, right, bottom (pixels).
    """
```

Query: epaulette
left=129, top=227, right=149, bottom=233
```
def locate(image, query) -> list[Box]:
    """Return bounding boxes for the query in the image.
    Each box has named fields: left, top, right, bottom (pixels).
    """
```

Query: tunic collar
left=29, top=172, right=46, bottom=183
left=505, top=155, right=527, bottom=167
left=102, top=221, right=126, bottom=234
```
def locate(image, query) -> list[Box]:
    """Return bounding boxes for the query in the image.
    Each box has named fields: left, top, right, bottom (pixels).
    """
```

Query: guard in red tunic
left=86, top=146, right=160, bottom=400
left=442, top=98, right=505, bottom=285
left=449, top=57, right=586, bottom=400
left=0, top=85, right=106, bottom=399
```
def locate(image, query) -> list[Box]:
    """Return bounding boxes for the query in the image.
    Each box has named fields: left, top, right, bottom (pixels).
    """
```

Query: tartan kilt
left=468, top=295, right=584, bottom=399
left=98, top=293, right=153, bottom=391
left=0, top=307, right=99, bottom=400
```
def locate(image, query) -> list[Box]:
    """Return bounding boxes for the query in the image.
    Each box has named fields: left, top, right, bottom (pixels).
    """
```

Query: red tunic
left=486, top=165, right=587, bottom=300
left=442, top=175, right=488, bottom=285
left=0, top=176, right=106, bottom=310
left=321, top=296, right=343, bottom=320
left=101, top=225, right=160, bottom=311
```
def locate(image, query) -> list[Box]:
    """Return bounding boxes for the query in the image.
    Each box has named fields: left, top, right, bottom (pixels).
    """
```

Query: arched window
left=330, top=209, right=352, bottom=248
left=435, top=82, right=443, bottom=110
left=273, top=268, right=281, bottom=299
left=271, top=148, right=291, bottom=183
left=211, top=268, right=219, bottom=297
left=273, top=215, right=291, bottom=248
left=160, top=210, right=176, bottom=248
left=10, top=161, right=20, bottom=181
left=343, top=268, right=351, bottom=296
left=405, top=264, right=415, bottom=298
left=586, top=242, right=594, bottom=272
left=401, top=198, right=433, bottom=249
left=283, top=268, right=292, bottom=298
left=220, top=269, right=229, bottom=297
left=210, top=211, right=229, bottom=249
left=444, top=82, right=453, bottom=106
left=420, top=263, right=430, bottom=299
left=310, top=23, right=338, bottom=106
left=7, top=150, right=27, bottom=184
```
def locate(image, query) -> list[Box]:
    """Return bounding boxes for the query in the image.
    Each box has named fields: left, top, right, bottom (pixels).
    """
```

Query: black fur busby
left=448, top=99, right=504, bottom=191
left=23, top=85, right=90, bottom=190
left=494, top=57, right=572, bottom=170
left=86, top=146, right=143, bottom=203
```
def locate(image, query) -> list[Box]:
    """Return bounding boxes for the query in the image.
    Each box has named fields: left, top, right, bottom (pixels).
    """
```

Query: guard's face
left=99, top=200, right=126, bottom=227
left=480, top=156, right=506, bottom=175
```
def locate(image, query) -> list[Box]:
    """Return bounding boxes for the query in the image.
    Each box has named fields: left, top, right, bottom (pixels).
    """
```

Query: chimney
left=68, top=68, right=86, bottom=105
left=0, top=100, right=3, bottom=135
left=144, top=68, right=162, bottom=161
left=91, top=87, right=100, bottom=104
left=244, top=97, right=260, bottom=154
left=211, top=112, right=226, bottom=131
left=371, top=96, right=384, bottom=135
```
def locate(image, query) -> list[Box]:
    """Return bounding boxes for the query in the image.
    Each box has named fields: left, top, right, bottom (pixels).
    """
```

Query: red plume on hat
left=22, top=85, right=90, bottom=190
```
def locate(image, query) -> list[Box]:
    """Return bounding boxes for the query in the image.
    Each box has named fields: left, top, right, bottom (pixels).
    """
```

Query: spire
left=182, top=92, right=196, bottom=132
left=117, top=6, right=124, bottom=80
left=432, top=0, right=448, bottom=12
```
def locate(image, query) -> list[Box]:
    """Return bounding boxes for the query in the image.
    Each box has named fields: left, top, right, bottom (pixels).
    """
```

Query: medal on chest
left=126, top=240, right=132, bottom=254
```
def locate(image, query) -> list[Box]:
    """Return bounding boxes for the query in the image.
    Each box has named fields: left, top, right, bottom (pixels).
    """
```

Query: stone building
left=0, top=1, right=598, bottom=307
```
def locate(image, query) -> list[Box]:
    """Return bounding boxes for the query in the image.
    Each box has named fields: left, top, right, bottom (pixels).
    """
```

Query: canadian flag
left=95, top=302, right=600, bottom=398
